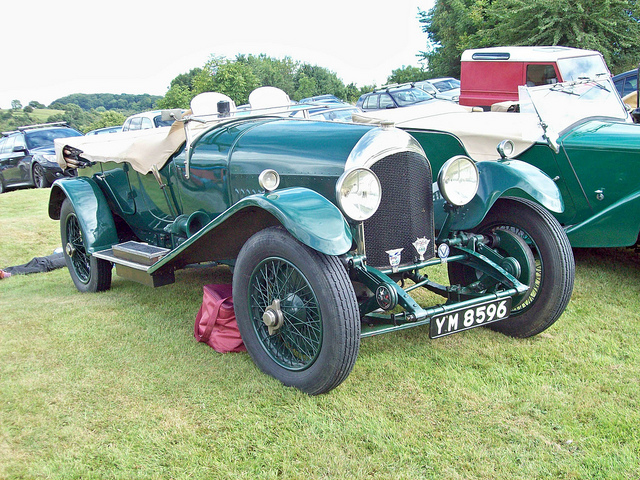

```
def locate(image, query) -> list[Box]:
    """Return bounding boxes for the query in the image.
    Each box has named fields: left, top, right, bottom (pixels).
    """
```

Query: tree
left=474, top=0, right=640, bottom=73
left=236, top=54, right=298, bottom=96
left=294, top=75, right=318, bottom=100
left=193, top=56, right=261, bottom=106
left=11, top=100, right=22, bottom=111
left=419, top=0, right=640, bottom=77
left=157, top=68, right=204, bottom=109
left=292, top=64, right=346, bottom=101
left=418, top=0, right=483, bottom=78
left=49, top=93, right=162, bottom=113
left=158, top=53, right=356, bottom=109
left=386, top=65, right=429, bottom=84
left=46, top=104, right=96, bottom=131
left=156, top=84, right=193, bottom=109
left=344, top=83, right=362, bottom=104
left=83, top=111, right=126, bottom=133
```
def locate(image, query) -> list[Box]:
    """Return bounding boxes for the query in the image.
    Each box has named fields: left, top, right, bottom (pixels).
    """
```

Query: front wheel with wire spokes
left=233, top=227, right=360, bottom=395
left=448, top=197, right=575, bottom=338
left=60, top=198, right=112, bottom=293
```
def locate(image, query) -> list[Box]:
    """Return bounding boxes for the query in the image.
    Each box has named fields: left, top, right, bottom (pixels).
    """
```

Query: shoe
left=0, top=269, right=11, bottom=279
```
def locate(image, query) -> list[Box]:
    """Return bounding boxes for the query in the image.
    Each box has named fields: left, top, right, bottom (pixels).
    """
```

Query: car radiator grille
left=364, top=151, right=434, bottom=269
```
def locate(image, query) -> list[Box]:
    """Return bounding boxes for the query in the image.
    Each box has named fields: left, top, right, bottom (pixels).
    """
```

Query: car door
left=559, top=120, right=640, bottom=232
left=171, top=127, right=235, bottom=220
left=0, top=137, right=8, bottom=185
left=1, top=135, right=26, bottom=185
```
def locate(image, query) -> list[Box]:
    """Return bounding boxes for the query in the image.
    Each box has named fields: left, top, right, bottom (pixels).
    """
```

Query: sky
left=1, top=0, right=434, bottom=109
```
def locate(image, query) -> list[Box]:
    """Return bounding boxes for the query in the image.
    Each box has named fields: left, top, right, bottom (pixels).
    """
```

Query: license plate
left=429, top=297, right=512, bottom=339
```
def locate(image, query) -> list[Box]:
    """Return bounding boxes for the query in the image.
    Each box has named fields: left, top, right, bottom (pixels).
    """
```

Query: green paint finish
left=409, top=119, right=640, bottom=248
left=49, top=177, right=118, bottom=254
left=149, top=187, right=353, bottom=274
left=436, top=159, right=563, bottom=231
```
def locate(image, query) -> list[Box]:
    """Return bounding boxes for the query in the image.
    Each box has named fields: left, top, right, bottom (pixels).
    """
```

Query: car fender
left=149, top=187, right=353, bottom=274
left=48, top=177, right=119, bottom=254
left=565, top=190, right=640, bottom=248
left=437, top=159, right=564, bottom=231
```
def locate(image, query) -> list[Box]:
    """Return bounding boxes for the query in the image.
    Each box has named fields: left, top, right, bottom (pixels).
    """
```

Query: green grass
left=0, top=108, right=65, bottom=126
left=1, top=188, right=639, bottom=479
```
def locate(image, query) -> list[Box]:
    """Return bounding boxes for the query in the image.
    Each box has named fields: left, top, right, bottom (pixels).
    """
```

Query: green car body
left=48, top=91, right=574, bottom=394
left=397, top=78, right=640, bottom=248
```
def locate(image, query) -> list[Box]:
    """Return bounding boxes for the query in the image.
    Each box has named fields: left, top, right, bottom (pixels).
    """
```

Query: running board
left=92, top=241, right=174, bottom=287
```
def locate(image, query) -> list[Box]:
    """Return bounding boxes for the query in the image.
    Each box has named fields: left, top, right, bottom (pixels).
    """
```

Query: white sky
left=1, top=0, right=434, bottom=109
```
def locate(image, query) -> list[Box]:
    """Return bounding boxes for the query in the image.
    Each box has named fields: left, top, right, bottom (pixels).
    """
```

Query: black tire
left=233, top=227, right=360, bottom=395
left=448, top=197, right=574, bottom=338
left=33, top=163, right=50, bottom=188
left=0, top=177, right=5, bottom=194
left=60, top=198, right=112, bottom=293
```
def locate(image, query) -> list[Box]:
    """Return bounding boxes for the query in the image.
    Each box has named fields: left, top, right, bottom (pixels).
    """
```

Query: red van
left=459, top=46, right=610, bottom=109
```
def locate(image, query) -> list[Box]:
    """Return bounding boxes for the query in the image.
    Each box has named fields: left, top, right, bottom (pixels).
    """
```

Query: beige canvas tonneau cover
left=52, top=88, right=298, bottom=175
left=354, top=109, right=542, bottom=161
left=54, top=122, right=188, bottom=175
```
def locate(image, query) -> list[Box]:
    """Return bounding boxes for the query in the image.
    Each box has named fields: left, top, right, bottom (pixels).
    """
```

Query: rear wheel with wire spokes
left=60, top=198, right=112, bottom=293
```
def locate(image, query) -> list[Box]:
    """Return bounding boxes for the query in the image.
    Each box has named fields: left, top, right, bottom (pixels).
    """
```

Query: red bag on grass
left=194, top=284, right=246, bottom=353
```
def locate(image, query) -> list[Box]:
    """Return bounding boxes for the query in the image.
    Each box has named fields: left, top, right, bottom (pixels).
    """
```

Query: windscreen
left=26, top=128, right=82, bottom=149
left=557, top=55, right=609, bottom=81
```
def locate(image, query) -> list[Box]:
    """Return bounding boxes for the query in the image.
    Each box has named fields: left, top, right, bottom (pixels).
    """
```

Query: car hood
left=435, top=88, right=460, bottom=101
left=30, top=144, right=56, bottom=155
left=561, top=119, right=640, bottom=150
left=353, top=99, right=468, bottom=126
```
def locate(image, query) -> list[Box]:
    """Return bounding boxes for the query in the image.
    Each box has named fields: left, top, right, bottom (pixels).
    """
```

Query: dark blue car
left=0, top=123, right=82, bottom=193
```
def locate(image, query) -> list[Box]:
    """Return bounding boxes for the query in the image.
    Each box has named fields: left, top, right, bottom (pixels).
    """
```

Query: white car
left=122, top=110, right=176, bottom=132
left=415, top=77, right=461, bottom=102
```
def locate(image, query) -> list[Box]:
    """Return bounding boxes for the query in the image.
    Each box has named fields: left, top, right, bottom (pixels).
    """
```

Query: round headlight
left=336, top=168, right=382, bottom=222
left=437, top=155, right=479, bottom=207
left=258, top=169, right=280, bottom=192
left=497, top=139, right=515, bottom=158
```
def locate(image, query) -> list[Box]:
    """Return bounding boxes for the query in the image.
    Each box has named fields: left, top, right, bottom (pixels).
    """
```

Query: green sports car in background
left=370, top=77, right=640, bottom=249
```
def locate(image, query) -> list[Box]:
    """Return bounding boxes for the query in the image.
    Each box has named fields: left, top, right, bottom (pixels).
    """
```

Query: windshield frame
left=518, top=77, right=631, bottom=140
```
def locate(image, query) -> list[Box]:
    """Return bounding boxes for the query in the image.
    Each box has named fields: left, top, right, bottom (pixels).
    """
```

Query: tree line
left=155, top=54, right=375, bottom=109
left=419, top=0, right=640, bottom=79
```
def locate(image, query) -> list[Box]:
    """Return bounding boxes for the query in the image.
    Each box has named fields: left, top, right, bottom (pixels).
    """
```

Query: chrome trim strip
left=344, top=126, right=426, bottom=171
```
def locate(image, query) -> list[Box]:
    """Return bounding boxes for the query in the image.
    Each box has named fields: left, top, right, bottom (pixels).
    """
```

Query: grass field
left=0, top=108, right=65, bottom=124
left=1, top=188, right=639, bottom=479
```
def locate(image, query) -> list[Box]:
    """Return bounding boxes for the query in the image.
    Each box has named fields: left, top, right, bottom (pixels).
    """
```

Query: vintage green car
left=48, top=90, right=574, bottom=394
left=361, top=77, right=640, bottom=248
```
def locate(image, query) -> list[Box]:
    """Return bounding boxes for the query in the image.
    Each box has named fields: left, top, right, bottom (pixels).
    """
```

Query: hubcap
left=262, top=299, right=284, bottom=335
left=492, top=227, right=538, bottom=312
